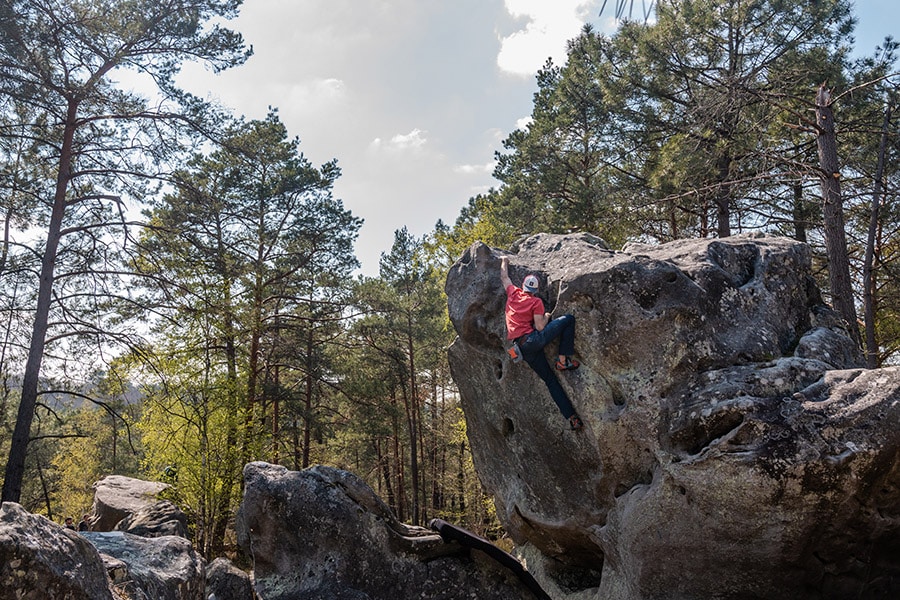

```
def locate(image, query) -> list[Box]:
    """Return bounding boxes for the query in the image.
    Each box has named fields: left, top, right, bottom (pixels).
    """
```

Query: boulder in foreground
left=445, top=233, right=900, bottom=599
left=236, top=461, right=539, bottom=599
left=0, top=501, right=113, bottom=600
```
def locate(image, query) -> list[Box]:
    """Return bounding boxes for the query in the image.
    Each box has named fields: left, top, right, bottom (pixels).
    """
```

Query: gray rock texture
left=445, top=233, right=900, bottom=599
left=236, top=461, right=539, bottom=600
left=114, top=499, right=189, bottom=538
left=84, top=531, right=205, bottom=600
left=206, top=557, right=254, bottom=600
left=88, top=474, right=188, bottom=540
left=0, top=501, right=114, bottom=600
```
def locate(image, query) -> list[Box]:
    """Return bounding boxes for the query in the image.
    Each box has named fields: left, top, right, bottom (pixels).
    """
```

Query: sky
left=168, top=0, right=899, bottom=276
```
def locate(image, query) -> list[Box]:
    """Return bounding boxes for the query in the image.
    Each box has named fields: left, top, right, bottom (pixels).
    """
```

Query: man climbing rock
left=500, top=256, right=583, bottom=430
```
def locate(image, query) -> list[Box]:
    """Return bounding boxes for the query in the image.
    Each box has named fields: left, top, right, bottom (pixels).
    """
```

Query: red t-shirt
left=505, top=284, right=544, bottom=340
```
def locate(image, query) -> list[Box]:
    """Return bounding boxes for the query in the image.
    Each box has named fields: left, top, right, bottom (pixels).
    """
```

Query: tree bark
left=375, top=439, right=396, bottom=514
left=792, top=183, right=808, bottom=243
left=863, top=103, right=891, bottom=368
left=271, top=321, right=281, bottom=464
left=211, top=222, right=238, bottom=555
left=391, top=391, right=405, bottom=522
left=815, top=83, right=861, bottom=349
left=2, top=98, right=78, bottom=503
left=457, top=441, right=466, bottom=513
left=302, top=328, right=313, bottom=469
left=402, top=352, right=420, bottom=525
left=715, top=152, right=733, bottom=238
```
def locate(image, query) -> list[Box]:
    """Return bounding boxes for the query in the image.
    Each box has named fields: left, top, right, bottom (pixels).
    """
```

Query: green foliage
left=606, top=0, right=854, bottom=238
left=0, top=0, right=250, bottom=504
left=131, top=108, right=361, bottom=553
left=426, top=192, right=519, bottom=267
left=492, top=27, right=633, bottom=246
left=8, top=366, right=143, bottom=520
left=50, top=412, right=103, bottom=521
left=335, top=228, right=469, bottom=527
left=470, top=0, right=858, bottom=248
left=0, top=0, right=495, bottom=549
left=50, top=404, right=141, bottom=522
left=135, top=347, right=240, bottom=550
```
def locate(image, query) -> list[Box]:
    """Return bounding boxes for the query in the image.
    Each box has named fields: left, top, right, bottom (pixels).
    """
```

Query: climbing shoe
left=556, top=357, right=580, bottom=371
left=506, top=343, right=523, bottom=363
left=569, top=415, right=584, bottom=430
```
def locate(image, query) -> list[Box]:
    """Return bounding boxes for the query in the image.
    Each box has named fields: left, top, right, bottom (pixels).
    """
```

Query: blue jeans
left=518, top=314, right=577, bottom=419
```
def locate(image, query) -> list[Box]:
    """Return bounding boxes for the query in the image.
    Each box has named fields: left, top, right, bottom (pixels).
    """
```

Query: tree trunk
left=700, top=198, right=710, bottom=238
left=815, top=83, right=861, bottom=349
left=375, top=439, right=396, bottom=514
left=417, top=380, right=427, bottom=523
left=241, top=198, right=267, bottom=467
left=272, top=363, right=280, bottom=463
left=292, top=416, right=301, bottom=470
left=243, top=304, right=262, bottom=465
left=392, top=391, right=405, bottom=522
left=37, top=456, right=52, bottom=519
left=198, top=411, right=211, bottom=556
left=715, top=154, right=732, bottom=238
left=432, top=380, right=444, bottom=513
left=668, top=197, right=679, bottom=240
left=2, top=98, right=78, bottom=503
left=302, top=359, right=313, bottom=469
left=211, top=230, right=238, bottom=554
left=863, top=103, right=892, bottom=368
left=457, top=441, right=466, bottom=513
left=405, top=323, right=423, bottom=526
left=402, top=370, right=420, bottom=526
left=110, top=411, right=118, bottom=472
left=271, top=317, right=282, bottom=463
left=792, top=183, right=808, bottom=243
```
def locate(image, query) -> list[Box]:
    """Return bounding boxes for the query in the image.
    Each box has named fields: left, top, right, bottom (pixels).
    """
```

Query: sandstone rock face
left=114, top=499, right=189, bottom=538
left=0, top=502, right=113, bottom=600
left=206, top=557, right=253, bottom=600
left=84, top=531, right=204, bottom=600
left=236, top=461, right=537, bottom=599
left=445, top=233, right=900, bottom=599
left=90, top=474, right=173, bottom=532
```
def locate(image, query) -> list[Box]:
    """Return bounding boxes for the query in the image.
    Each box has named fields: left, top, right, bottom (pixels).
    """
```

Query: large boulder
left=445, top=233, right=900, bottom=599
left=236, top=461, right=540, bottom=599
left=90, top=474, right=188, bottom=539
left=84, top=531, right=205, bottom=600
left=0, top=502, right=114, bottom=600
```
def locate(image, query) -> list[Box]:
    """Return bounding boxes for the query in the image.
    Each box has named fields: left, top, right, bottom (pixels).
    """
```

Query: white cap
left=523, top=274, right=539, bottom=293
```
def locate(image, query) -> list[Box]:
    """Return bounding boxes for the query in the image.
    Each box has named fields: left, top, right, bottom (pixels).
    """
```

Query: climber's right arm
left=500, top=257, right=513, bottom=289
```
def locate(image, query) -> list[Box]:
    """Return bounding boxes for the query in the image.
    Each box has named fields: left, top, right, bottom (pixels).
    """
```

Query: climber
left=500, top=256, right=583, bottom=430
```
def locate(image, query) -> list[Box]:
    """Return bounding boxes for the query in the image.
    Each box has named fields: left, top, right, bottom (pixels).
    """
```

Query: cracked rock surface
left=236, top=461, right=538, bottom=599
left=446, top=233, right=900, bottom=599
left=0, top=502, right=113, bottom=600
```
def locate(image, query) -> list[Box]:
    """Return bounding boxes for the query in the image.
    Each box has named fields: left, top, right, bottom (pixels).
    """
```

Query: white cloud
left=370, top=128, right=428, bottom=153
left=391, top=128, right=428, bottom=150
left=497, top=0, right=598, bottom=76
left=283, top=78, right=347, bottom=115
left=149, top=1, right=602, bottom=274
left=454, top=161, right=495, bottom=175
left=515, top=116, right=533, bottom=130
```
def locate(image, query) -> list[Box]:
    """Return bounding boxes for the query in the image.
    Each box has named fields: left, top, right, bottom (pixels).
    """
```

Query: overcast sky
left=172, top=0, right=899, bottom=276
